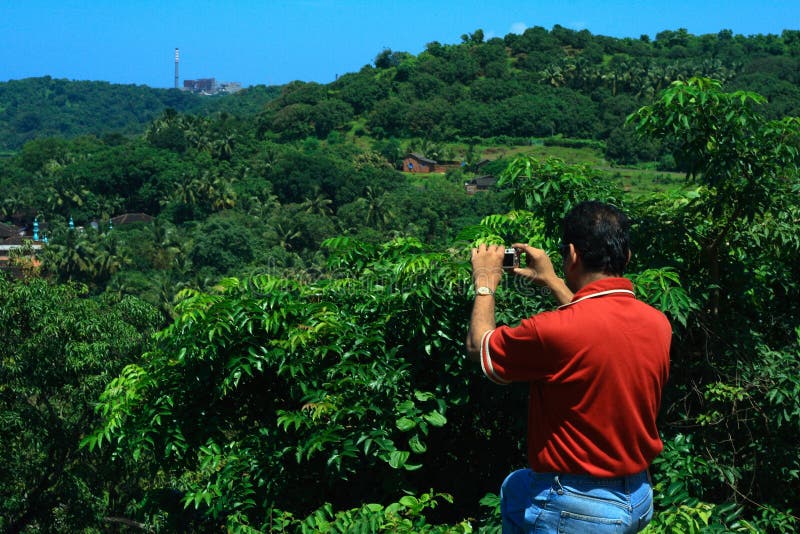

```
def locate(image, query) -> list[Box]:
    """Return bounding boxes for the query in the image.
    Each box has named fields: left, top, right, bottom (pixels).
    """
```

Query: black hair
left=562, top=201, right=630, bottom=276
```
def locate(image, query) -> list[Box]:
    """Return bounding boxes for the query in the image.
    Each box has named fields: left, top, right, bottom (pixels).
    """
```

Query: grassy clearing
left=608, top=168, right=686, bottom=196
left=481, top=143, right=607, bottom=166
left=443, top=142, right=687, bottom=196
left=340, top=131, right=688, bottom=196
left=477, top=143, right=688, bottom=196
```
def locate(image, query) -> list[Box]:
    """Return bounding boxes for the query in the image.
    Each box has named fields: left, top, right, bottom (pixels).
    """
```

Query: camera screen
left=503, top=248, right=518, bottom=269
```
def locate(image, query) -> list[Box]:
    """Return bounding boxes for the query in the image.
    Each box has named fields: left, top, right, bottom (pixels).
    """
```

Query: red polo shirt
left=480, top=277, right=671, bottom=477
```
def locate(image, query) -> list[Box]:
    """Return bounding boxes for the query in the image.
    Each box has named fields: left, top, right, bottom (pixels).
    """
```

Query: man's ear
left=626, top=249, right=632, bottom=266
left=567, top=243, right=579, bottom=270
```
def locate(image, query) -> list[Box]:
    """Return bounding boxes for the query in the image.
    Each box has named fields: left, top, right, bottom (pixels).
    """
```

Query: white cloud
left=510, top=22, right=527, bottom=34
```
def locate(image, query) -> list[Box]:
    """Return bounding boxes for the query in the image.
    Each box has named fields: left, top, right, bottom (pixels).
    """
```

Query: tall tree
left=630, top=77, right=800, bottom=315
left=0, top=276, right=161, bottom=533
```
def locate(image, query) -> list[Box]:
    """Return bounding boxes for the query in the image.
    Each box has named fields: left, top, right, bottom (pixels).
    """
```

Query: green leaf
left=413, top=390, right=434, bottom=402
left=388, top=450, right=410, bottom=469
left=399, top=495, right=418, bottom=508
left=423, top=411, right=447, bottom=427
left=396, top=400, right=415, bottom=413
left=408, top=434, right=427, bottom=453
left=395, top=417, right=416, bottom=431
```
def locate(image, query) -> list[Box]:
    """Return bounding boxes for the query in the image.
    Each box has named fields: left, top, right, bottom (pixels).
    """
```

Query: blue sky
left=1, top=0, right=798, bottom=88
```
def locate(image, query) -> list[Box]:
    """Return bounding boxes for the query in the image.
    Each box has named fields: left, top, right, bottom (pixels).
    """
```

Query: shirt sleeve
left=480, top=317, right=553, bottom=384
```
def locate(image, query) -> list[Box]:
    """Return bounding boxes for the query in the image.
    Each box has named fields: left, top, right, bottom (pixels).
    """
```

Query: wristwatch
left=475, top=286, right=495, bottom=296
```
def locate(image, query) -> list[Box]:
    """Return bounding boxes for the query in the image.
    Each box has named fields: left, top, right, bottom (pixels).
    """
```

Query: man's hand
left=510, top=243, right=558, bottom=286
left=471, top=244, right=505, bottom=291
left=510, top=243, right=574, bottom=306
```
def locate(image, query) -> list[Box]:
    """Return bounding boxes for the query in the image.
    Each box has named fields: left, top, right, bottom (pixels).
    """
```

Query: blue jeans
left=500, top=468, right=653, bottom=533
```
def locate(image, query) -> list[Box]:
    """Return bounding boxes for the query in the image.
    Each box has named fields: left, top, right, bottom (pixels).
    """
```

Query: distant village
left=0, top=213, right=153, bottom=276
left=402, top=153, right=497, bottom=194
left=0, top=151, right=497, bottom=275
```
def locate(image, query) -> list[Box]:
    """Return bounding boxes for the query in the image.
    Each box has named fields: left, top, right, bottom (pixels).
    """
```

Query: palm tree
left=105, top=276, right=134, bottom=301
left=206, top=175, right=237, bottom=212
left=41, top=228, right=127, bottom=286
left=149, top=220, right=182, bottom=270
left=94, top=195, right=124, bottom=222
left=212, top=133, right=236, bottom=160
left=93, top=246, right=125, bottom=281
left=301, top=186, right=333, bottom=217
left=567, top=56, right=592, bottom=90
left=151, top=270, right=190, bottom=321
left=638, top=65, right=667, bottom=98
left=275, top=221, right=302, bottom=250
left=540, top=65, right=565, bottom=87
left=601, top=66, right=623, bottom=96
left=41, top=231, right=95, bottom=282
left=45, top=183, right=90, bottom=217
left=364, top=186, right=395, bottom=231
left=407, top=138, right=443, bottom=161
left=243, top=193, right=279, bottom=219
left=1, top=192, right=27, bottom=219
left=165, top=175, right=199, bottom=209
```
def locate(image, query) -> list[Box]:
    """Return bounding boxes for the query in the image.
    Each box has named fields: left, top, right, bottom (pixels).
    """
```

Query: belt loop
left=553, top=475, right=564, bottom=495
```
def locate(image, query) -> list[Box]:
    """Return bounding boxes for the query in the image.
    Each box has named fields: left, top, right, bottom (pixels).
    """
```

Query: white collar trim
left=557, top=289, right=636, bottom=309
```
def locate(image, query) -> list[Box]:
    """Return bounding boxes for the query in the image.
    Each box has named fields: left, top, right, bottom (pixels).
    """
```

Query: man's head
left=561, top=201, right=631, bottom=277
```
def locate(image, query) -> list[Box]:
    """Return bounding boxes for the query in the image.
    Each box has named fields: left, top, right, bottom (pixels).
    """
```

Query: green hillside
left=0, top=77, right=280, bottom=149
left=3, top=26, right=800, bottom=163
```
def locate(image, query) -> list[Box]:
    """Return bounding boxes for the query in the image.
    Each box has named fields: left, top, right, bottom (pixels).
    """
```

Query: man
left=466, top=201, right=671, bottom=533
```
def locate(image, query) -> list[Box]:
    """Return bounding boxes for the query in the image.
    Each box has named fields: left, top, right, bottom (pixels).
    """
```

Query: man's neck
left=568, top=271, right=617, bottom=293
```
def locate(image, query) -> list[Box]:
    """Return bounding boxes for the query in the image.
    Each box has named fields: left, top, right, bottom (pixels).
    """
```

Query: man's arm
left=465, top=243, right=574, bottom=362
left=465, top=290, right=496, bottom=362
left=465, top=244, right=504, bottom=362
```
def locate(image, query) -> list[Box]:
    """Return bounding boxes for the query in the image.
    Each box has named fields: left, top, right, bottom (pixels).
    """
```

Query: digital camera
left=503, top=247, right=519, bottom=271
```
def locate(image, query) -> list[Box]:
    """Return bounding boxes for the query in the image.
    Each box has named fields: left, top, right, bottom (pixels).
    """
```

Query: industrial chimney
left=174, top=48, right=180, bottom=89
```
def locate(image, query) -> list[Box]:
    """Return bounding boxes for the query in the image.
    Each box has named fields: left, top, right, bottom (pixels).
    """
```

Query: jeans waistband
left=533, top=469, right=650, bottom=491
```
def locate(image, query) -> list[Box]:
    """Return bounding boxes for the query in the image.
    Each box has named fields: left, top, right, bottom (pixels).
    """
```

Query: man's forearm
left=466, top=294, right=496, bottom=363
left=544, top=277, right=574, bottom=306
left=467, top=244, right=504, bottom=363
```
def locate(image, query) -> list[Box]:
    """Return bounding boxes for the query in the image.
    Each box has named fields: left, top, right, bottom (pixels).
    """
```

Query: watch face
left=476, top=286, right=493, bottom=295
